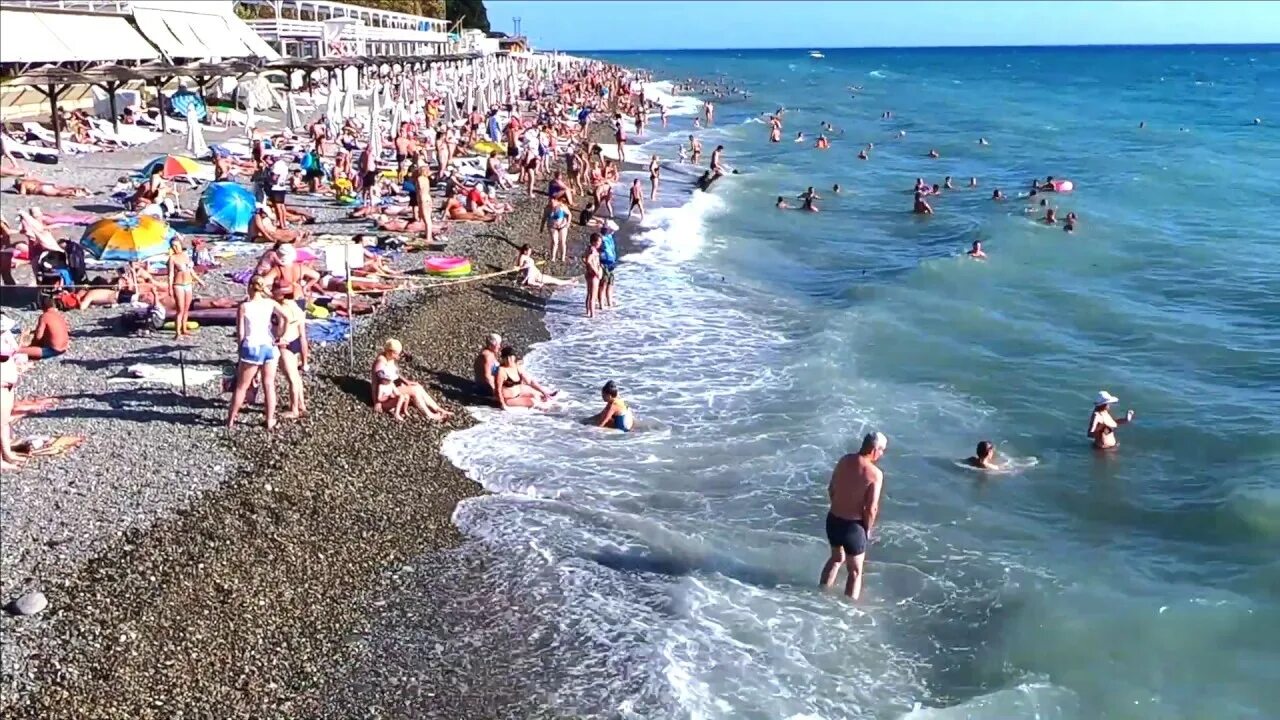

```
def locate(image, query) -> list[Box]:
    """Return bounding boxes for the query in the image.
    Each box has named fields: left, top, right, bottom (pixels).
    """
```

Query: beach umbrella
left=199, top=181, right=256, bottom=235
left=368, top=85, right=381, bottom=160
left=138, top=154, right=215, bottom=182
left=185, top=107, right=208, bottom=158
left=285, top=91, right=300, bottom=131
left=168, top=89, right=207, bottom=121
left=81, top=214, right=174, bottom=262
left=245, top=92, right=257, bottom=139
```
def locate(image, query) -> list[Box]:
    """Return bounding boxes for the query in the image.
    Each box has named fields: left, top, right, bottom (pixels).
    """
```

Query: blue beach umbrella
left=199, top=181, right=256, bottom=235
left=169, top=89, right=207, bottom=121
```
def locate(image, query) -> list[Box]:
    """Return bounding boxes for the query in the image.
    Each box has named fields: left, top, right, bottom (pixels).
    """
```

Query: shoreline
left=1, top=103, right=650, bottom=716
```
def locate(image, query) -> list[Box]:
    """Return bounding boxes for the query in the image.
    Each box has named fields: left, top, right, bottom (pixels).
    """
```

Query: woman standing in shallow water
left=1088, top=390, right=1135, bottom=450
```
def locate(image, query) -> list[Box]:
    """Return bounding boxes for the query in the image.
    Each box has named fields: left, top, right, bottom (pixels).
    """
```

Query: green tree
left=446, top=0, right=491, bottom=33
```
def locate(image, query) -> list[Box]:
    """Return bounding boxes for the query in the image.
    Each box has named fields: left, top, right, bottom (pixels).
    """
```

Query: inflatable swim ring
left=1051, top=180, right=1074, bottom=193
left=425, top=256, right=471, bottom=278
left=473, top=140, right=506, bottom=155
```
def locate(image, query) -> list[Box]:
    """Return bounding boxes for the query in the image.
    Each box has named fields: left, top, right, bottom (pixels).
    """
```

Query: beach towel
left=108, top=363, right=221, bottom=388
left=306, top=317, right=351, bottom=346
left=44, top=212, right=101, bottom=227
left=14, top=435, right=85, bottom=458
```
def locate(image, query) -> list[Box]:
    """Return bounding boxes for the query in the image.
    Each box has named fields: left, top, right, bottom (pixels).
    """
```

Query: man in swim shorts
left=820, top=431, right=887, bottom=601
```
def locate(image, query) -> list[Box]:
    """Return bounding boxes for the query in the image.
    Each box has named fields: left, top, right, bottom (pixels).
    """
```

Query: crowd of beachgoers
left=0, top=53, right=685, bottom=715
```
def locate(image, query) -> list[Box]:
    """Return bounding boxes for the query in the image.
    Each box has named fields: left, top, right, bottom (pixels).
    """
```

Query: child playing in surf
left=590, top=381, right=634, bottom=432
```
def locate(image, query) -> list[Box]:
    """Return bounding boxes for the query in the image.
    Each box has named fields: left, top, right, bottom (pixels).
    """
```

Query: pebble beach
left=2, top=99, right=623, bottom=717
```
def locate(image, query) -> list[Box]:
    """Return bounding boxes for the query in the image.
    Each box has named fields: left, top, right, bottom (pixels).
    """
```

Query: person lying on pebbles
left=12, top=178, right=92, bottom=198
left=249, top=205, right=309, bottom=245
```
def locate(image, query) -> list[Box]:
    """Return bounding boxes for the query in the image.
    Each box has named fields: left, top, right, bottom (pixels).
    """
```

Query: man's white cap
left=1095, top=390, right=1119, bottom=406
left=604, top=219, right=619, bottom=232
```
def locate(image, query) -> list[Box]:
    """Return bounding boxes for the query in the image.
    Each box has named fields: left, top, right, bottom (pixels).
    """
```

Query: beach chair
left=3, top=138, right=59, bottom=161
left=22, top=122, right=102, bottom=154
left=85, top=117, right=159, bottom=147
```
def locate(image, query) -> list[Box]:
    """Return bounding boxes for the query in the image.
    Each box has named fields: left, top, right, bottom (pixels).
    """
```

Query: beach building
left=233, top=0, right=452, bottom=59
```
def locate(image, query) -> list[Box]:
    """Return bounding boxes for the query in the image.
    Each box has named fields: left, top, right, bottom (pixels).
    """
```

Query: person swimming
left=798, top=186, right=820, bottom=212
left=965, top=441, right=1000, bottom=469
left=992, top=188, right=1006, bottom=200
left=776, top=196, right=789, bottom=209
left=913, top=191, right=934, bottom=215
left=967, top=240, right=986, bottom=259
left=591, top=380, right=633, bottom=431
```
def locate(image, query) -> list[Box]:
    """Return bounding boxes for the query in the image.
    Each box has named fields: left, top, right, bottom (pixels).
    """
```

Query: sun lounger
left=85, top=117, right=160, bottom=146
left=22, top=122, right=105, bottom=154
left=4, top=139, right=59, bottom=161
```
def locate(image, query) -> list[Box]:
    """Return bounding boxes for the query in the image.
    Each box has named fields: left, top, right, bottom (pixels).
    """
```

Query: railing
left=246, top=18, right=447, bottom=45
left=9, top=0, right=133, bottom=12
left=235, top=0, right=446, bottom=34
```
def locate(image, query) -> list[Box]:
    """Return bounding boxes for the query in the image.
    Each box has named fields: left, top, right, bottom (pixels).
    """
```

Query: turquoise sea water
left=441, top=47, right=1280, bottom=718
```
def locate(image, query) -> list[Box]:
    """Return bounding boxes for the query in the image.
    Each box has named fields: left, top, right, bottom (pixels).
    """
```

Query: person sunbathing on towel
left=249, top=206, right=307, bottom=244
left=308, top=272, right=398, bottom=296
left=445, top=192, right=496, bottom=223
left=13, top=178, right=91, bottom=198
left=372, top=214, right=430, bottom=234
left=76, top=267, right=137, bottom=308
left=350, top=204, right=412, bottom=220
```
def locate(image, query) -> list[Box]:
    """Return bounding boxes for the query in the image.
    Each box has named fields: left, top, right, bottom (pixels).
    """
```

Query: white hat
left=277, top=244, right=296, bottom=264
left=1095, top=390, right=1119, bottom=406
left=604, top=219, right=619, bottom=232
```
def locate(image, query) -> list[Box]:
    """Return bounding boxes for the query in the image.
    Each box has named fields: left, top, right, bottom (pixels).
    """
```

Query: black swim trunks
left=825, top=513, right=867, bottom=555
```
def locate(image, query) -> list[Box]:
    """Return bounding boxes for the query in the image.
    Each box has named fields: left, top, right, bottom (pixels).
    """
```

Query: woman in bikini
left=492, top=346, right=553, bottom=410
left=1087, top=391, right=1135, bottom=450
left=371, top=338, right=452, bottom=422
left=273, top=285, right=308, bottom=419
left=167, top=237, right=203, bottom=339
left=648, top=155, right=661, bottom=201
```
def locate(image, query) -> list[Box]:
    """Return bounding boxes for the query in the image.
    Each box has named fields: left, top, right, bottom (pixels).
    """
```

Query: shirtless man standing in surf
left=820, top=432, right=887, bottom=601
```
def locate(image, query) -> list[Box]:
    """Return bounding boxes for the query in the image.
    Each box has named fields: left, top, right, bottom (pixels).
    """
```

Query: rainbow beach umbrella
left=138, top=154, right=214, bottom=182
left=81, top=214, right=174, bottom=262
left=199, top=181, right=255, bottom=235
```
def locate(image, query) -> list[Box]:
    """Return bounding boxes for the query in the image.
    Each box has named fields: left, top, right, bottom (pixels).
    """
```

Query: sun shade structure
left=0, top=5, right=161, bottom=65
left=130, top=0, right=280, bottom=62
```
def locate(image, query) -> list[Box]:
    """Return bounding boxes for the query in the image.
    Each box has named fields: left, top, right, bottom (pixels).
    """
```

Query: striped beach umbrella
left=138, top=154, right=213, bottom=181
left=81, top=214, right=174, bottom=262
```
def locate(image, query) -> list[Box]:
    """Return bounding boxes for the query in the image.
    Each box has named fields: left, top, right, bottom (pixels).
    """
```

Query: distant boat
left=809, top=51, right=825, bottom=59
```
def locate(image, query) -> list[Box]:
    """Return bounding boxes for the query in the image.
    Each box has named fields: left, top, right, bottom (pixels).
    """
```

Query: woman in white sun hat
left=1087, top=390, right=1135, bottom=450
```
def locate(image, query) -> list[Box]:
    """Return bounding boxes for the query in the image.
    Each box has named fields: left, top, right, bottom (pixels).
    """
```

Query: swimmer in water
left=857, top=149, right=868, bottom=160
left=897, top=130, right=906, bottom=138
left=798, top=186, right=821, bottom=212
left=590, top=380, right=634, bottom=431
left=1139, top=121, right=1146, bottom=128
left=815, top=135, right=830, bottom=150
left=969, top=177, right=978, bottom=188
left=944, top=176, right=954, bottom=190
left=1043, top=207, right=1058, bottom=225
left=992, top=188, right=1006, bottom=200
left=1064, top=212, right=1077, bottom=233
left=965, top=441, right=1000, bottom=470
left=776, top=196, right=790, bottom=209
left=928, top=149, right=940, bottom=158
left=795, top=132, right=805, bottom=143
left=978, top=137, right=989, bottom=145
left=832, top=183, right=841, bottom=194
left=913, top=191, right=934, bottom=215
left=1088, top=390, right=1135, bottom=450
left=967, top=240, right=986, bottom=259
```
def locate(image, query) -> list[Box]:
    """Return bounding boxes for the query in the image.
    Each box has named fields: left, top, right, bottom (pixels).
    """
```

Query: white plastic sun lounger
left=22, top=123, right=102, bottom=154
left=4, top=138, right=60, bottom=160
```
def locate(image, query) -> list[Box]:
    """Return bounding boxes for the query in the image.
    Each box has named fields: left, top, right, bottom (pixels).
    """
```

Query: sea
left=432, top=46, right=1279, bottom=719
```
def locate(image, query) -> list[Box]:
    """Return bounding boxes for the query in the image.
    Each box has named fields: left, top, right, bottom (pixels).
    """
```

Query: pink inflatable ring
left=425, top=256, right=472, bottom=278
left=1051, top=179, right=1074, bottom=193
